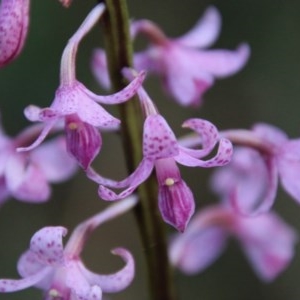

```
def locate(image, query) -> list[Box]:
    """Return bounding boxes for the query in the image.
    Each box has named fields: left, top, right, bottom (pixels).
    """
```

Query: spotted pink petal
left=277, top=140, right=300, bottom=203
left=143, top=115, right=179, bottom=159
left=5, top=154, right=51, bottom=202
left=236, top=213, right=297, bottom=281
left=30, top=227, right=67, bottom=267
left=176, top=138, right=233, bottom=167
left=80, top=248, right=135, bottom=293
left=0, top=0, right=30, bottom=67
left=176, top=6, right=221, bottom=48
left=180, top=118, right=220, bottom=157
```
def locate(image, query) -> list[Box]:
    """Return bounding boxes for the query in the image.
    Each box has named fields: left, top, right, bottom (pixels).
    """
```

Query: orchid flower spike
left=169, top=204, right=297, bottom=282
left=210, top=123, right=300, bottom=215
left=0, top=196, right=137, bottom=299
left=0, top=0, right=30, bottom=67
left=91, top=6, right=250, bottom=107
left=17, top=3, right=145, bottom=170
left=0, top=118, right=77, bottom=206
left=87, top=69, right=233, bottom=232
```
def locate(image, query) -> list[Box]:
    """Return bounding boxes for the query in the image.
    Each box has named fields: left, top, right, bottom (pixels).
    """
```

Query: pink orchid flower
left=88, top=72, right=233, bottom=231
left=17, top=3, right=145, bottom=169
left=211, top=123, right=300, bottom=215
left=0, top=0, right=30, bottom=67
left=92, top=6, right=250, bottom=107
left=0, top=196, right=137, bottom=299
left=0, top=121, right=77, bottom=205
left=169, top=204, right=297, bottom=282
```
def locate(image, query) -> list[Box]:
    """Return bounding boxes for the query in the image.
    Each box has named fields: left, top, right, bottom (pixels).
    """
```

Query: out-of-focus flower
left=17, top=3, right=145, bottom=169
left=92, top=6, right=250, bottom=107
left=0, top=121, right=77, bottom=205
left=169, top=204, right=297, bottom=282
left=0, top=196, right=137, bottom=299
left=0, top=0, right=30, bottom=67
left=211, top=123, right=300, bottom=215
left=88, top=71, right=233, bottom=231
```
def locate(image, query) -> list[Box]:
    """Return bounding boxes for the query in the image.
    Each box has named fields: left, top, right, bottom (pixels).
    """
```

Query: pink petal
left=180, top=118, right=220, bottom=157
left=143, top=115, right=179, bottom=159
left=81, top=248, right=135, bottom=293
left=176, top=6, right=221, bottom=48
left=236, top=213, right=297, bottom=281
left=98, top=158, right=154, bottom=200
left=191, top=43, right=250, bottom=78
left=169, top=227, right=228, bottom=274
left=30, top=136, right=77, bottom=182
left=65, top=114, right=102, bottom=169
left=278, top=139, right=300, bottom=202
left=0, top=267, right=50, bottom=293
left=30, top=226, right=67, bottom=267
left=85, top=71, right=146, bottom=104
left=5, top=154, right=51, bottom=202
left=176, top=138, right=233, bottom=167
left=0, top=0, right=30, bottom=67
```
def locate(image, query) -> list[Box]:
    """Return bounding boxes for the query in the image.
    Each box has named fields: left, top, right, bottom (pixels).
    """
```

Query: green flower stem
left=100, top=1, right=176, bottom=299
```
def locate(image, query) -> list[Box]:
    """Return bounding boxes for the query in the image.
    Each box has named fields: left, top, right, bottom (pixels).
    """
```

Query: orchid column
left=100, top=1, right=177, bottom=300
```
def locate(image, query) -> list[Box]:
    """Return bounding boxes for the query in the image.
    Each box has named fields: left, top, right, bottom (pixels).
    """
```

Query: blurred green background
left=0, top=0, right=300, bottom=299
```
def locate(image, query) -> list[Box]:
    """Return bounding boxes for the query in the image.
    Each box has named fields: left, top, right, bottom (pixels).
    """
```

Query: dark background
left=0, top=0, right=300, bottom=299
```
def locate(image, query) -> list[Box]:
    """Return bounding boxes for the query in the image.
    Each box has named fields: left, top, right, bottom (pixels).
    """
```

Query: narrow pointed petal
left=143, top=115, right=179, bottom=159
left=237, top=213, right=297, bottom=281
left=176, top=138, right=233, bottom=167
left=5, top=155, right=51, bottom=202
left=30, top=227, right=67, bottom=267
left=17, top=120, right=57, bottom=152
left=98, top=158, right=154, bottom=200
left=169, top=227, right=228, bottom=274
left=176, top=6, right=221, bottom=48
left=84, top=71, right=146, bottom=104
left=81, top=248, right=135, bottom=293
left=278, top=140, right=300, bottom=202
left=180, top=118, right=220, bottom=157
left=0, top=268, right=50, bottom=293
left=192, top=43, right=250, bottom=78
left=65, top=115, right=102, bottom=169
left=0, top=0, right=30, bottom=67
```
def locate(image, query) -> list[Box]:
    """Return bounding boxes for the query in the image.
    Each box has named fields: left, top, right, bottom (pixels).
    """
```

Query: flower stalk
left=100, top=0, right=177, bottom=299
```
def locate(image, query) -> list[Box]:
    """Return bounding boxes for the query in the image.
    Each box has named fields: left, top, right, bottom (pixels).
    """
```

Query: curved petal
left=143, top=115, right=179, bottom=159
left=84, top=71, right=146, bottom=104
left=30, top=226, right=67, bottom=267
left=98, top=158, right=154, bottom=200
left=5, top=154, right=51, bottom=202
left=176, top=6, right=221, bottom=48
left=31, top=136, right=77, bottom=182
left=81, top=248, right=135, bottom=293
left=176, top=138, right=233, bottom=167
left=0, top=267, right=51, bottom=293
left=278, top=139, right=300, bottom=202
left=191, top=43, right=250, bottom=78
left=17, top=120, right=57, bottom=152
left=180, top=118, right=219, bottom=157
